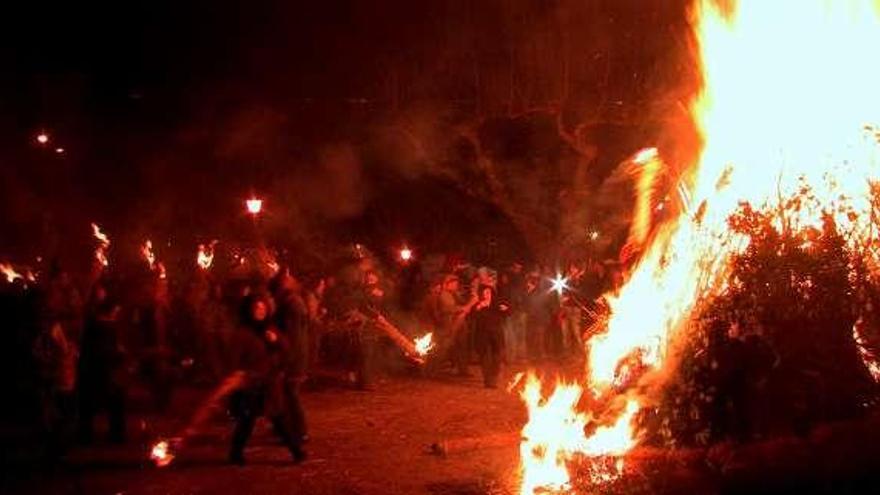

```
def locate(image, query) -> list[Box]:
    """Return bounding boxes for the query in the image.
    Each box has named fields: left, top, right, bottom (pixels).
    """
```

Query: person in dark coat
left=471, top=285, right=507, bottom=388
left=33, top=318, right=78, bottom=460
left=77, top=298, right=127, bottom=444
left=270, top=270, right=309, bottom=381
left=228, top=294, right=307, bottom=465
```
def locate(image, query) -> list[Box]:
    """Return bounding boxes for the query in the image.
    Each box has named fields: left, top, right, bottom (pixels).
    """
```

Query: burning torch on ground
left=149, top=371, right=247, bottom=468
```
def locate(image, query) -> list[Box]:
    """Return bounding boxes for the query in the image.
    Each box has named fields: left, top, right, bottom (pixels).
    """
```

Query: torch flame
left=197, top=241, right=217, bottom=270
left=91, top=223, right=110, bottom=246
left=141, top=240, right=156, bottom=270
left=399, top=247, right=413, bottom=262
left=150, top=439, right=174, bottom=468
left=413, top=332, right=435, bottom=356
left=91, top=223, right=110, bottom=268
left=246, top=197, right=263, bottom=215
left=0, top=263, right=23, bottom=283
left=519, top=1, right=880, bottom=493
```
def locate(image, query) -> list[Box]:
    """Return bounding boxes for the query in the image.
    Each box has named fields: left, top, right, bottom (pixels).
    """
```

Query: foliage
left=641, top=186, right=880, bottom=447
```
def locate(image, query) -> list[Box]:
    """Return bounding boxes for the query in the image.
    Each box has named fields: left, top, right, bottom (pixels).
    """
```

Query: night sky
left=1, top=0, right=695, bottom=265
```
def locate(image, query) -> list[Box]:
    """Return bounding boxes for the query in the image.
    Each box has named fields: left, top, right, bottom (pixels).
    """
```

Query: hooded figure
left=227, top=294, right=307, bottom=465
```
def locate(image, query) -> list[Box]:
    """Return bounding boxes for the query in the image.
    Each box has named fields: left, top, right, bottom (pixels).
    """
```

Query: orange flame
left=0, top=263, right=23, bottom=283
left=854, top=319, right=880, bottom=382
left=518, top=1, right=880, bottom=493
left=413, top=332, right=435, bottom=356
left=91, top=222, right=110, bottom=246
left=629, top=147, right=664, bottom=249
left=197, top=241, right=217, bottom=270
left=399, top=246, right=413, bottom=262
left=91, top=223, right=110, bottom=268
left=141, top=240, right=156, bottom=270
left=150, top=439, right=174, bottom=468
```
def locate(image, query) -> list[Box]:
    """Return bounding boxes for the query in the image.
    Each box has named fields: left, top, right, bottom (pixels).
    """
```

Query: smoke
left=1, top=0, right=700, bottom=269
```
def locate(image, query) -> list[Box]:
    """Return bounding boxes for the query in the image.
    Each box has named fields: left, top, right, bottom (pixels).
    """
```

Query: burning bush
left=644, top=188, right=880, bottom=448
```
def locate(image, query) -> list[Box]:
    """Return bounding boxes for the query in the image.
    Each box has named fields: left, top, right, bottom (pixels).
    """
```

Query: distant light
left=550, top=274, right=569, bottom=296
left=589, top=230, right=600, bottom=241
left=36, top=133, right=49, bottom=144
left=399, top=246, right=413, bottom=262
left=55, top=147, right=65, bottom=154
left=246, top=197, right=263, bottom=215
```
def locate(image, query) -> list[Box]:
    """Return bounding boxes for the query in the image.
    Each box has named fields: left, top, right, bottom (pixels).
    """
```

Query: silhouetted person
left=33, top=318, right=77, bottom=460
left=471, top=286, right=507, bottom=388
left=77, top=299, right=126, bottom=444
left=228, top=295, right=306, bottom=465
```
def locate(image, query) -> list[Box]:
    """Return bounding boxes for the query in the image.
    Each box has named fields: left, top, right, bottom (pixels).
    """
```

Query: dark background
left=0, top=0, right=699, bottom=267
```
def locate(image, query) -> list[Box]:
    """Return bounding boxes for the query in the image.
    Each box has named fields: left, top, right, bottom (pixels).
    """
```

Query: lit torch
left=413, top=332, right=435, bottom=357
left=245, top=197, right=263, bottom=216
left=150, top=438, right=176, bottom=468
left=398, top=246, right=414, bottom=263
left=91, top=223, right=111, bottom=268
left=0, top=263, right=23, bottom=284
left=197, top=241, right=217, bottom=271
left=141, top=240, right=156, bottom=270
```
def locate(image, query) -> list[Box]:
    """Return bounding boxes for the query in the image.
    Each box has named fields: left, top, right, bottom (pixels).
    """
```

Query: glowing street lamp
left=550, top=273, right=569, bottom=296
left=36, top=132, right=49, bottom=145
left=399, top=246, right=413, bottom=263
left=245, top=197, right=263, bottom=216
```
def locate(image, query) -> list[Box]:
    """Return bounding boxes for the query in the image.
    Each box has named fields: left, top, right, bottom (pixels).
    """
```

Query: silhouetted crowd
left=0, top=248, right=616, bottom=464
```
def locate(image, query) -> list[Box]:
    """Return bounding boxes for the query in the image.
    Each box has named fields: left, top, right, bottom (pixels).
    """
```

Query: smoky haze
left=0, top=0, right=698, bottom=267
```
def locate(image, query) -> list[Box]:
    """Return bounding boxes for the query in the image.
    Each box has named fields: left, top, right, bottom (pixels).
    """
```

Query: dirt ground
left=5, top=360, right=880, bottom=495
left=2, top=366, right=534, bottom=495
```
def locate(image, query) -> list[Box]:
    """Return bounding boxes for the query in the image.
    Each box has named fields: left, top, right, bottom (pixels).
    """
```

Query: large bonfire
left=518, top=0, right=880, bottom=493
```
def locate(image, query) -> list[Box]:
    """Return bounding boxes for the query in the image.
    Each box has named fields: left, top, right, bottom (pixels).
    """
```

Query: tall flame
left=519, top=1, right=880, bottom=493
left=91, top=222, right=111, bottom=268
left=141, top=240, right=156, bottom=270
